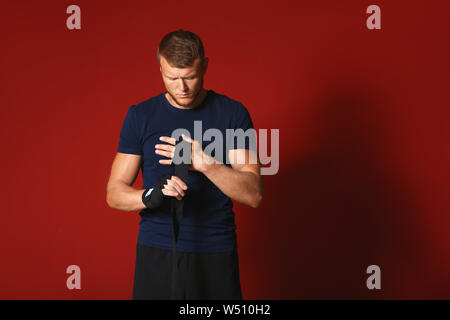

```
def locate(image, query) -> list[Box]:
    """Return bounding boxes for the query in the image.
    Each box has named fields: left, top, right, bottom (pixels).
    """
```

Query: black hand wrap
left=140, top=136, right=191, bottom=300
left=142, top=174, right=172, bottom=209
left=169, top=137, right=191, bottom=300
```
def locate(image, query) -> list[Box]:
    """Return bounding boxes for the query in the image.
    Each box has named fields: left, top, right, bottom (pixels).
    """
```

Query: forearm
left=106, top=181, right=146, bottom=212
left=202, top=162, right=264, bottom=208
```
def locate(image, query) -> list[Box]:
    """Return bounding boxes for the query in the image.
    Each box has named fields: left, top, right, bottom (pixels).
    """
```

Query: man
left=106, top=30, right=263, bottom=300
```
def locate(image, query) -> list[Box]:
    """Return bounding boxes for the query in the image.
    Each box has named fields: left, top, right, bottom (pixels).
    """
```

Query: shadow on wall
left=257, top=82, right=426, bottom=299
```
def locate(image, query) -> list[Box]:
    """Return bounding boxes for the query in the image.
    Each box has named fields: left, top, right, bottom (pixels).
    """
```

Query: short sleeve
left=117, top=105, right=142, bottom=155
left=227, top=103, right=257, bottom=151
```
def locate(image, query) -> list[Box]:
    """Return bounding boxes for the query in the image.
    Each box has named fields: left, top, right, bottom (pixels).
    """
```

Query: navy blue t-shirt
left=117, top=89, right=255, bottom=253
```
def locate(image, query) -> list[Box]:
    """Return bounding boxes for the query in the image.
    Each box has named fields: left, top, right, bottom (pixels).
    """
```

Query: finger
left=161, top=188, right=182, bottom=200
left=163, top=184, right=183, bottom=200
left=167, top=179, right=185, bottom=196
left=171, top=175, right=188, bottom=190
left=155, top=144, right=175, bottom=153
left=163, top=183, right=182, bottom=198
left=159, top=136, right=176, bottom=145
left=155, top=149, right=174, bottom=159
left=159, top=159, right=172, bottom=165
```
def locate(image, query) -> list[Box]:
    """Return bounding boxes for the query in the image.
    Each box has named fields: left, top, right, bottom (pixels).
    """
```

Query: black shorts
left=132, top=243, right=243, bottom=300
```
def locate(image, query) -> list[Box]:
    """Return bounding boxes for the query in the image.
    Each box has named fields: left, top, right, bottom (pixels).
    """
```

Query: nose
left=178, top=79, right=188, bottom=92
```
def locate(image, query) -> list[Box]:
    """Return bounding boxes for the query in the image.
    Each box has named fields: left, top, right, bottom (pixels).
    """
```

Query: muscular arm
left=106, top=152, right=146, bottom=212
left=106, top=152, right=187, bottom=212
left=156, top=135, right=264, bottom=208
left=202, top=149, right=264, bottom=208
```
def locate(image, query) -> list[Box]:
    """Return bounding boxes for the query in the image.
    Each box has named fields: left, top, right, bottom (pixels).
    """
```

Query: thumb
left=181, top=134, right=194, bottom=143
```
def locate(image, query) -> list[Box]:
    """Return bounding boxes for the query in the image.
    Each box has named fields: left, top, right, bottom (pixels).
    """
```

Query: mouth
left=178, top=94, right=191, bottom=98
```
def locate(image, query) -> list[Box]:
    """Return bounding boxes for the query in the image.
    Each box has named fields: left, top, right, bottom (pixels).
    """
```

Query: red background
left=0, top=0, right=449, bottom=299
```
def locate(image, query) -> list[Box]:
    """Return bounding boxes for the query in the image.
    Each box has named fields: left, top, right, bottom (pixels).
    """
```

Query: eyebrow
left=166, top=74, right=195, bottom=79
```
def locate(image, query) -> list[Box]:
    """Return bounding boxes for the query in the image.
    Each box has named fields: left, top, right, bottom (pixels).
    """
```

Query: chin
left=177, top=98, right=195, bottom=105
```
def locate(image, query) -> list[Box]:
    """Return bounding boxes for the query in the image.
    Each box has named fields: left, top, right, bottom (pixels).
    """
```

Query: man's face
left=159, top=56, right=208, bottom=108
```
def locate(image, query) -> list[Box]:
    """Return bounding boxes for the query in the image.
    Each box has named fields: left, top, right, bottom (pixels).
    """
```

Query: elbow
left=249, top=179, right=264, bottom=208
left=249, top=192, right=263, bottom=208
left=106, top=194, right=114, bottom=209
left=106, top=190, right=118, bottom=210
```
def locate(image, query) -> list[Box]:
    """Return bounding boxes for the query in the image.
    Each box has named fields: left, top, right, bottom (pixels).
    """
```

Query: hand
left=180, top=134, right=216, bottom=172
left=155, top=135, right=216, bottom=172
left=161, top=175, right=187, bottom=201
left=155, top=136, right=176, bottom=165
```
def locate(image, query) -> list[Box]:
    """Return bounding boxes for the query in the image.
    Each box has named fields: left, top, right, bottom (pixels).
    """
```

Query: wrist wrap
left=142, top=174, right=172, bottom=209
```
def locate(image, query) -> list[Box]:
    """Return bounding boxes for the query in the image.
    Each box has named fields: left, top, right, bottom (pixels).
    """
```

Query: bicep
left=107, top=152, right=142, bottom=187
